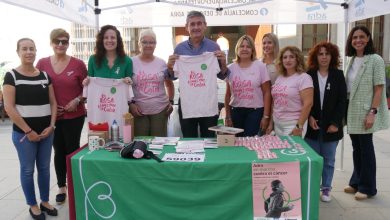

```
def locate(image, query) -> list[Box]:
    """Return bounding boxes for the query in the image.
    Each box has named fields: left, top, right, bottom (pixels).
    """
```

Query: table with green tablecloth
left=70, top=136, right=323, bottom=220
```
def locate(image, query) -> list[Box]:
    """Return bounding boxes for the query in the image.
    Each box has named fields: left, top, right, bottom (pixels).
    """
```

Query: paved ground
left=1, top=116, right=390, bottom=220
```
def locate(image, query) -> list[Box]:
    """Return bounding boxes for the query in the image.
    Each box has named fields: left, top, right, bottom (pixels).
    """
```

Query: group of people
left=223, top=24, right=388, bottom=203
left=1, top=10, right=389, bottom=219
left=1, top=25, right=175, bottom=219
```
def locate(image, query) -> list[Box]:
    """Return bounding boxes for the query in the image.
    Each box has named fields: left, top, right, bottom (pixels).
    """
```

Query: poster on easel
left=252, top=161, right=302, bottom=220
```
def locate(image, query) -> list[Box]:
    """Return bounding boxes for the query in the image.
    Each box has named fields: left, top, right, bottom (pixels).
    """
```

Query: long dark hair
left=345, top=25, right=375, bottom=56
left=94, top=25, right=126, bottom=67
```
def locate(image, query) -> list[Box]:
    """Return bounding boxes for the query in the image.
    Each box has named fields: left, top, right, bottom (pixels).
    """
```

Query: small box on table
left=208, top=125, right=244, bottom=147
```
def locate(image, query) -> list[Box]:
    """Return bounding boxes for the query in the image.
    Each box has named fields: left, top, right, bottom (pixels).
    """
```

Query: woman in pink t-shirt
left=224, top=35, right=271, bottom=136
left=270, top=46, right=313, bottom=137
left=130, top=29, right=174, bottom=136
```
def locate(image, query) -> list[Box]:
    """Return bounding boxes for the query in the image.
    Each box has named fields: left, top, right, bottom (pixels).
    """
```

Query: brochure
left=252, top=161, right=302, bottom=220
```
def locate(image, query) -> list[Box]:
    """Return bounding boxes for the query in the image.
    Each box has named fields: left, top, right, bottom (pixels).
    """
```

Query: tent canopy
left=1, top=0, right=389, bottom=27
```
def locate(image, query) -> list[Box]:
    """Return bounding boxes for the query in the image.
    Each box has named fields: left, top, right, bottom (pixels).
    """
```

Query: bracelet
left=225, top=117, right=231, bottom=121
left=169, top=100, right=174, bottom=105
left=263, top=115, right=270, bottom=119
left=25, top=129, right=32, bottom=135
left=295, top=124, right=303, bottom=130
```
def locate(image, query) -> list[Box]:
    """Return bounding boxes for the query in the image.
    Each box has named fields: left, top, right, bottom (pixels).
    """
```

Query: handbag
left=120, top=141, right=163, bottom=162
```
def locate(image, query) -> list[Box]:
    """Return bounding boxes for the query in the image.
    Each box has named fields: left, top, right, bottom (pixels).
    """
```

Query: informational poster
left=252, top=161, right=302, bottom=220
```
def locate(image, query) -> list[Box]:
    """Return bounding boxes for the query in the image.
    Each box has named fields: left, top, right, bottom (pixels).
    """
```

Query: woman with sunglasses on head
left=304, top=41, right=347, bottom=202
left=224, top=35, right=271, bottom=136
left=3, top=38, right=58, bottom=220
left=343, top=25, right=389, bottom=200
left=130, top=29, right=174, bottom=136
left=36, top=28, right=87, bottom=205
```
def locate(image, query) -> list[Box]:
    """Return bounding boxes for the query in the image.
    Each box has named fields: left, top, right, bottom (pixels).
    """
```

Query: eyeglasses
left=53, top=39, right=69, bottom=45
left=141, top=41, right=156, bottom=46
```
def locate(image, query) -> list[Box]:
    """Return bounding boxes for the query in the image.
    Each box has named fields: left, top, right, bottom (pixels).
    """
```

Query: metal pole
left=94, top=0, right=100, bottom=33
left=337, top=1, right=349, bottom=171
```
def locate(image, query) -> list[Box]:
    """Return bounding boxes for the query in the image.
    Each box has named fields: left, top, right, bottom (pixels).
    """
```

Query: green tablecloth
left=71, top=136, right=323, bottom=220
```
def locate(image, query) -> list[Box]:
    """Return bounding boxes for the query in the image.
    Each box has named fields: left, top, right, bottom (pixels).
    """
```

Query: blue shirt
left=166, top=37, right=229, bottom=79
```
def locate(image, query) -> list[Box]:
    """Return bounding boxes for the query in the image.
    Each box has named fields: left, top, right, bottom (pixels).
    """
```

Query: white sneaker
left=321, top=189, right=332, bottom=202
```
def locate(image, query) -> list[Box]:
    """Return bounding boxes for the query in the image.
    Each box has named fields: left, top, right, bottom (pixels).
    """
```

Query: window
left=302, top=24, right=329, bottom=54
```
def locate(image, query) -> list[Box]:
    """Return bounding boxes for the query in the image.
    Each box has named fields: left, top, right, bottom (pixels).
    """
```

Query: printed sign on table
left=252, top=161, right=302, bottom=220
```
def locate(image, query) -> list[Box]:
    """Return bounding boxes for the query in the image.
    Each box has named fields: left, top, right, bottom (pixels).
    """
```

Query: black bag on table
left=120, top=141, right=163, bottom=162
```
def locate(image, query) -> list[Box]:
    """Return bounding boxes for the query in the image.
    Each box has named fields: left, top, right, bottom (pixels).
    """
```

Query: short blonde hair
left=276, top=46, right=306, bottom=76
left=50, top=28, right=69, bottom=43
left=233, top=35, right=257, bottom=63
left=138, top=29, right=156, bottom=43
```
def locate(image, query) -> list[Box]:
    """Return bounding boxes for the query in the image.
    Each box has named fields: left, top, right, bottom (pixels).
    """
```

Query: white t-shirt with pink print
left=173, top=52, right=220, bottom=119
left=226, top=60, right=270, bottom=108
left=132, top=56, right=169, bottom=115
left=271, top=73, right=313, bottom=121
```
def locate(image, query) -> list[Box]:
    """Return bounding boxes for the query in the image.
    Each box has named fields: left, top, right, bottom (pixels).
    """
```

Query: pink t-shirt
left=132, top=56, right=168, bottom=115
left=36, top=56, right=87, bottom=120
left=227, top=60, right=270, bottom=108
left=272, top=73, right=313, bottom=121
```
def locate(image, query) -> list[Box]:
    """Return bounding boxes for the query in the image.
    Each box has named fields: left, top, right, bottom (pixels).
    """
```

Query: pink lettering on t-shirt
left=232, top=76, right=254, bottom=100
left=98, top=94, right=116, bottom=112
left=135, top=70, right=161, bottom=95
left=271, top=84, right=288, bottom=107
left=187, top=71, right=206, bottom=87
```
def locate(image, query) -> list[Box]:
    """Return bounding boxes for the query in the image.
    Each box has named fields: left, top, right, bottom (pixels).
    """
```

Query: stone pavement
left=1, top=117, right=390, bottom=220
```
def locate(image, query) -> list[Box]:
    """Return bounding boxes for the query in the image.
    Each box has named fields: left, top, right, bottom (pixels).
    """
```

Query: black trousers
left=178, top=101, right=218, bottom=138
left=53, top=116, right=85, bottom=187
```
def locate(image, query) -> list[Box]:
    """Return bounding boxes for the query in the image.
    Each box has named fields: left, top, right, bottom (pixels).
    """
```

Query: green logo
left=201, top=64, right=207, bottom=70
left=110, top=87, right=117, bottom=94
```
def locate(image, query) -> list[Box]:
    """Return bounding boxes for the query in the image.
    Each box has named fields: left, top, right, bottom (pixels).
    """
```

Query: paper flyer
left=252, top=161, right=302, bottom=220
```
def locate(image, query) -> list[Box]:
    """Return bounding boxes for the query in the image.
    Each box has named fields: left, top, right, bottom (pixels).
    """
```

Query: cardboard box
left=208, top=125, right=243, bottom=147
left=217, top=133, right=236, bottom=146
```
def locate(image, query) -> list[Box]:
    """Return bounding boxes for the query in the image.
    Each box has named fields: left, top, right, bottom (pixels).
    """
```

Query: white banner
left=99, top=0, right=345, bottom=27
left=0, top=0, right=95, bottom=26
left=348, top=0, right=390, bottom=22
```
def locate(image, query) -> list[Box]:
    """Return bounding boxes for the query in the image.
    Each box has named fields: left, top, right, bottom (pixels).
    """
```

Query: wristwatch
left=369, top=108, right=378, bottom=115
left=295, top=124, right=303, bottom=130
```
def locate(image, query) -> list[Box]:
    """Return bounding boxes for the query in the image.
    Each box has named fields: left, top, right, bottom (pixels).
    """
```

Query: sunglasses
left=53, top=39, right=69, bottom=45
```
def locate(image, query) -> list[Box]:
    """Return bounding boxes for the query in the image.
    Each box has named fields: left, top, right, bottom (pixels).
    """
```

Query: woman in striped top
left=2, top=38, right=58, bottom=219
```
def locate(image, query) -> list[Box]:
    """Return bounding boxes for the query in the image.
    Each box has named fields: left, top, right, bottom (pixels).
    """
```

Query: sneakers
left=344, top=185, right=357, bottom=194
left=321, top=189, right=332, bottom=202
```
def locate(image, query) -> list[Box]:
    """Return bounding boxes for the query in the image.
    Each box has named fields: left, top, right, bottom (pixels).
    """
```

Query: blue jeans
left=231, top=107, right=263, bottom=137
left=349, top=134, right=377, bottom=196
left=305, top=130, right=338, bottom=190
left=12, top=131, right=54, bottom=205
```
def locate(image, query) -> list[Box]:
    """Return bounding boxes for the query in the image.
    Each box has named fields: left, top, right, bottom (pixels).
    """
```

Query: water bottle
left=111, top=120, right=119, bottom=142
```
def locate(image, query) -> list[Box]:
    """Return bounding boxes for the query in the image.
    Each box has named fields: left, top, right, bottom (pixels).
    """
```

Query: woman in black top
left=304, top=41, right=347, bottom=202
left=3, top=38, right=58, bottom=219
